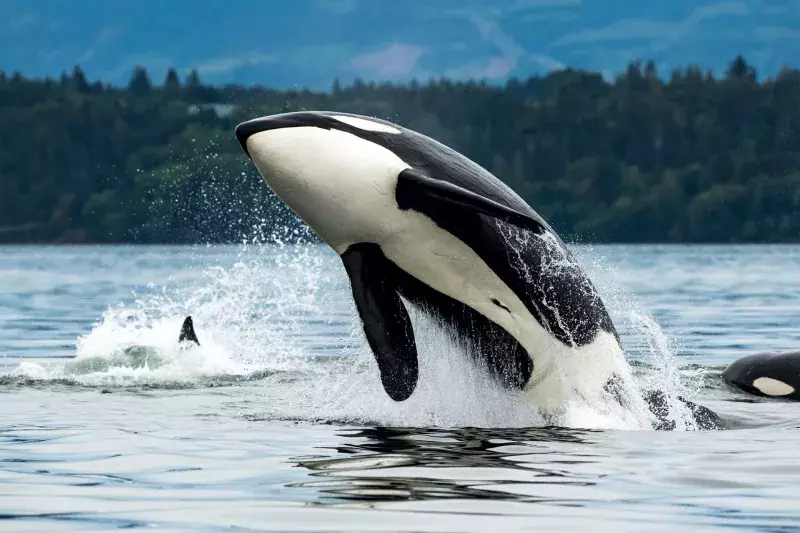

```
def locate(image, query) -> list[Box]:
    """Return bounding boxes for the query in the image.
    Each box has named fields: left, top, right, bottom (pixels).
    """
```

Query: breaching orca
left=723, top=351, right=800, bottom=400
left=235, top=111, right=719, bottom=428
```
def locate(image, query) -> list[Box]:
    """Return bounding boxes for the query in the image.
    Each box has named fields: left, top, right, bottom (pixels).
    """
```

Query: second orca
left=723, top=351, right=800, bottom=400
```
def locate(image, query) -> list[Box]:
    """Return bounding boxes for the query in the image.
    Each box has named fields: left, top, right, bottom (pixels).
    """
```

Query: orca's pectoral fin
left=179, top=316, right=200, bottom=346
left=341, top=243, right=418, bottom=401
left=396, top=168, right=545, bottom=235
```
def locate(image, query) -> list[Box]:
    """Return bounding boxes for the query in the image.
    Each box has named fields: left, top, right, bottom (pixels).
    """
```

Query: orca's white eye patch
left=332, top=115, right=401, bottom=134
left=753, top=377, right=795, bottom=396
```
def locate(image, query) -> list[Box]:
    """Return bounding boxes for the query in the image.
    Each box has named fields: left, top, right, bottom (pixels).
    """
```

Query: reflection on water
left=293, top=426, right=599, bottom=503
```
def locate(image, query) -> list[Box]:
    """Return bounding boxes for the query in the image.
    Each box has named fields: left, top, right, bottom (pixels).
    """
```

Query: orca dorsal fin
left=179, top=316, right=200, bottom=345
left=396, top=168, right=546, bottom=235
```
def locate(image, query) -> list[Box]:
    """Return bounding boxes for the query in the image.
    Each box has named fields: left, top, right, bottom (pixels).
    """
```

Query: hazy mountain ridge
left=3, top=0, right=797, bottom=88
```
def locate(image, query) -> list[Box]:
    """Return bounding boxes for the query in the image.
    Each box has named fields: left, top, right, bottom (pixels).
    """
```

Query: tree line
left=0, top=56, right=798, bottom=244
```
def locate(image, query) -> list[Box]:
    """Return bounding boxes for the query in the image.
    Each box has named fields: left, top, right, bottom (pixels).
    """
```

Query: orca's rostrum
left=235, top=111, right=634, bottom=411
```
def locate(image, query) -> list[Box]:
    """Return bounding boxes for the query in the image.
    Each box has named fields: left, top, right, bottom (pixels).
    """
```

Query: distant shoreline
left=3, top=56, right=798, bottom=245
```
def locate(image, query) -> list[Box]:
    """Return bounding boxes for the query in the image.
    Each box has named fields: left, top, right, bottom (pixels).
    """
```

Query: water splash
left=576, top=245, right=712, bottom=431
left=253, top=303, right=549, bottom=428
left=9, top=227, right=328, bottom=388
left=7, top=226, right=710, bottom=430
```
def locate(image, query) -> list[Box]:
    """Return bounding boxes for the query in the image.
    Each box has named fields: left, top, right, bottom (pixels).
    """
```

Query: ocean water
left=2, top=243, right=800, bottom=532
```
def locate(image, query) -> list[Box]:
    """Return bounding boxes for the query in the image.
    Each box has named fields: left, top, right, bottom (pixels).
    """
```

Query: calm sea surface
left=2, top=244, right=800, bottom=532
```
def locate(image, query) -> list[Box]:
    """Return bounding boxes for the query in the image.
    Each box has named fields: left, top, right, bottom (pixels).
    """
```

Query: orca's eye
left=491, top=298, right=511, bottom=313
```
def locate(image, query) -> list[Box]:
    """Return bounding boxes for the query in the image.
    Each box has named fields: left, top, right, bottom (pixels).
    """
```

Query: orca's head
left=235, top=111, right=411, bottom=253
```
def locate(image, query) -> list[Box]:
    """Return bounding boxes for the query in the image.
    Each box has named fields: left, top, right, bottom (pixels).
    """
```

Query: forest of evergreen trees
left=1, top=56, right=798, bottom=244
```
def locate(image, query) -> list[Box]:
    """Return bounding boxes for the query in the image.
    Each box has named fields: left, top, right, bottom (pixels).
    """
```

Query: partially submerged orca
left=235, top=111, right=722, bottom=429
left=66, top=316, right=200, bottom=375
left=723, top=351, right=800, bottom=401
left=643, top=390, right=724, bottom=430
left=179, top=316, right=200, bottom=346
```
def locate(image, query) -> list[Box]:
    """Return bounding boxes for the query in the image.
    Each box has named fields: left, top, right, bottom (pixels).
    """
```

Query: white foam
left=13, top=239, right=326, bottom=387
left=576, top=246, right=709, bottom=432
